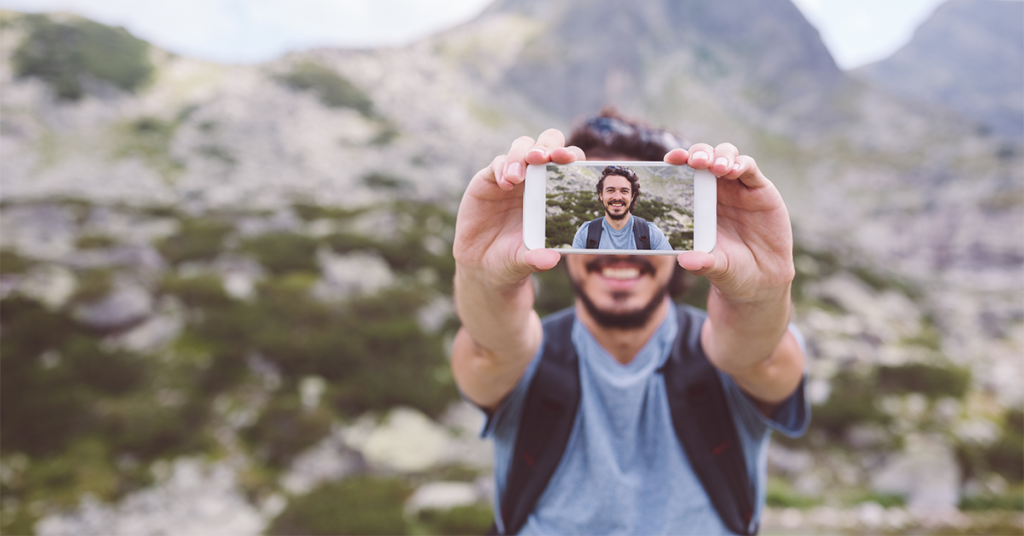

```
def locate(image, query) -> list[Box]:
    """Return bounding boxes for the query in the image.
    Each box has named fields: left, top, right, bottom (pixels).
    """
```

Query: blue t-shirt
left=479, top=304, right=809, bottom=535
left=571, top=215, right=673, bottom=250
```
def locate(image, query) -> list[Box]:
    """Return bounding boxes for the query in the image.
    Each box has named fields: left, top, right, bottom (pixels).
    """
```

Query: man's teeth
left=602, top=267, right=640, bottom=280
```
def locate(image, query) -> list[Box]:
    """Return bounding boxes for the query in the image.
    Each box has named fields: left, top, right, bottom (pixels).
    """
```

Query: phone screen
left=544, top=163, right=695, bottom=251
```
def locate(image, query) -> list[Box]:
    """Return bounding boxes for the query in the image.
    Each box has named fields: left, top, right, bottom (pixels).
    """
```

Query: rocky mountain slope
left=0, top=2, right=1022, bottom=534
left=854, top=0, right=1024, bottom=140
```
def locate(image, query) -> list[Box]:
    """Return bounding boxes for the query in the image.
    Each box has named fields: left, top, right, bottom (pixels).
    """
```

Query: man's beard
left=603, top=200, right=629, bottom=221
left=569, top=257, right=668, bottom=329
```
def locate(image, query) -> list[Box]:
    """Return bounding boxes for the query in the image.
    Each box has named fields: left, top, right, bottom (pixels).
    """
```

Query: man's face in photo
left=599, top=174, right=632, bottom=221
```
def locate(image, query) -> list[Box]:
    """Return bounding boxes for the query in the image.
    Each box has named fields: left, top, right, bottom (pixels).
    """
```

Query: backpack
left=585, top=215, right=651, bottom=250
left=495, top=305, right=757, bottom=535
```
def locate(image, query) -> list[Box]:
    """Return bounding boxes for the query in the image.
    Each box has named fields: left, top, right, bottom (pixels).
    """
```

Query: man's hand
left=451, top=130, right=582, bottom=410
left=667, top=144, right=804, bottom=408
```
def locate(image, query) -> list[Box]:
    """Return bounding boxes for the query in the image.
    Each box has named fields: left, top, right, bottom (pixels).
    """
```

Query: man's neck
left=604, top=212, right=631, bottom=231
left=575, top=297, right=670, bottom=365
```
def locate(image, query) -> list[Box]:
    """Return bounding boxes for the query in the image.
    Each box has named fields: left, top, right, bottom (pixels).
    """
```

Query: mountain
left=457, top=0, right=844, bottom=128
left=0, top=3, right=1022, bottom=534
left=854, top=0, right=1024, bottom=140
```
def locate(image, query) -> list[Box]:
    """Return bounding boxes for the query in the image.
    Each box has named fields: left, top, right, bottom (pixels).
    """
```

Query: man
left=571, top=165, right=674, bottom=251
left=451, top=111, right=808, bottom=535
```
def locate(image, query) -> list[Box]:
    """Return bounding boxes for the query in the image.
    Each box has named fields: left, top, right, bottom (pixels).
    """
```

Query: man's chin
left=574, top=285, right=668, bottom=330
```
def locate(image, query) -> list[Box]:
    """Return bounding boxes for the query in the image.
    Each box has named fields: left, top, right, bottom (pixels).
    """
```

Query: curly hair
left=596, top=165, right=641, bottom=214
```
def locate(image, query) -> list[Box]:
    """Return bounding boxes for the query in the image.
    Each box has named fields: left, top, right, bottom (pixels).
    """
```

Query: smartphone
left=523, top=161, right=715, bottom=254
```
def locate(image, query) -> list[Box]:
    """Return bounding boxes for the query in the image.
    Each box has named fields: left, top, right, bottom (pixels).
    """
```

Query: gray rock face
left=72, top=280, right=153, bottom=330
left=478, top=0, right=842, bottom=125
left=854, top=0, right=1024, bottom=139
left=872, top=434, right=961, bottom=511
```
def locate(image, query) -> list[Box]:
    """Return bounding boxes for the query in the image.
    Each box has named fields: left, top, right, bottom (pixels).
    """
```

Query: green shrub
left=363, top=172, right=410, bottom=191
left=159, top=273, right=233, bottom=309
left=156, top=217, right=232, bottom=265
left=369, top=123, right=400, bottom=146
left=811, top=369, right=891, bottom=439
left=75, top=233, right=118, bottom=249
left=240, top=232, right=319, bottom=275
left=12, top=14, right=152, bottom=100
left=417, top=504, right=495, bottom=535
left=0, top=248, right=35, bottom=274
left=960, top=491, right=1024, bottom=511
left=985, top=409, right=1024, bottom=483
left=291, top=202, right=365, bottom=222
left=765, top=477, right=822, bottom=509
left=114, top=116, right=185, bottom=179
left=268, top=476, right=412, bottom=535
left=877, top=363, right=971, bottom=399
left=241, top=395, right=333, bottom=468
left=69, top=268, right=114, bottom=305
left=275, top=61, right=376, bottom=117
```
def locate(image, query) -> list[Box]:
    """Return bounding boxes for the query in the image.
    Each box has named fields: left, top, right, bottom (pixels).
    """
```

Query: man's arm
left=451, top=130, right=581, bottom=411
left=671, top=144, right=804, bottom=413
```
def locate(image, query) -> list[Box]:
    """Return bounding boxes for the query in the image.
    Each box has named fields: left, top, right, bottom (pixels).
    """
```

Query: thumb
left=525, top=248, right=561, bottom=272
left=677, top=251, right=716, bottom=277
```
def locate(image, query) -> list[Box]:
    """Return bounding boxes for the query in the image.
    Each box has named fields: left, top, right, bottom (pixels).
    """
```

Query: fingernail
left=714, top=157, right=728, bottom=168
left=731, top=162, right=740, bottom=171
left=691, top=151, right=709, bottom=163
left=529, top=148, right=547, bottom=158
left=506, top=162, right=522, bottom=178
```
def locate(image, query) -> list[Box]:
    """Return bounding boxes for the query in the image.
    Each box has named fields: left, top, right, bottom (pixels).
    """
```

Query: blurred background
left=0, top=0, right=1021, bottom=534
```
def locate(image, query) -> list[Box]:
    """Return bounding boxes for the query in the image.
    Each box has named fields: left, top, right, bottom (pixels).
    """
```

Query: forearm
left=702, top=283, right=804, bottom=406
left=451, top=267, right=543, bottom=409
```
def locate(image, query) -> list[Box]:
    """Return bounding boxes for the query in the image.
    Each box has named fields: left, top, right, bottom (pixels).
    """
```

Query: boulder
left=72, top=280, right=153, bottom=330
left=871, top=434, right=960, bottom=511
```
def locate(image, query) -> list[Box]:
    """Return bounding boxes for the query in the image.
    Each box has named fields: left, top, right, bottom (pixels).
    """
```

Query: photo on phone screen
left=544, top=163, right=695, bottom=251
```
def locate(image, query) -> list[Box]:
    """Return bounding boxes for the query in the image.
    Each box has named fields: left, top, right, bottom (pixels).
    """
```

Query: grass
left=268, top=476, right=412, bottom=535
left=275, top=61, right=376, bottom=118
left=12, top=13, right=152, bottom=100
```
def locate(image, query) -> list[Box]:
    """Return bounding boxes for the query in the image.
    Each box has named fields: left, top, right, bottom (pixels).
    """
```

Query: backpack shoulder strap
left=630, top=215, right=651, bottom=250
left=661, top=305, right=757, bottom=535
left=585, top=218, right=604, bottom=249
left=500, top=307, right=580, bottom=535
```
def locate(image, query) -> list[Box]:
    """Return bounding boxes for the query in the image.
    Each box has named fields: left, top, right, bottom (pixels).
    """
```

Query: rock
left=871, top=434, right=960, bottom=511
left=417, top=296, right=454, bottom=334
left=405, top=481, right=480, bottom=516
left=107, top=300, right=183, bottom=353
left=16, top=264, right=77, bottom=310
left=35, top=458, right=264, bottom=536
left=312, top=249, right=393, bottom=301
left=72, top=280, right=153, bottom=330
left=355, top=407, right=450, bottom=473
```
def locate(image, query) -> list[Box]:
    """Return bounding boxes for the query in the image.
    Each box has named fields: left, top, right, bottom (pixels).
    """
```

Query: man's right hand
left=451, top=129, right=582, bottom=410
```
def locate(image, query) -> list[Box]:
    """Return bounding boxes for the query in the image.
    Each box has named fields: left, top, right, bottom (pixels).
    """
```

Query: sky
left=0, top=0, right=988, bottom=69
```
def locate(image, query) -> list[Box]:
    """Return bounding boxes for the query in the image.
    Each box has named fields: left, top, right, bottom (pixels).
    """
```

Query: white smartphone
left=523, top=161, right=716, bottom=254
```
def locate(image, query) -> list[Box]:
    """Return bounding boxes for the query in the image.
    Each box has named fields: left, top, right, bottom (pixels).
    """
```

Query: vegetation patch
left=416, top=504, right=495, bottom=535
left=0, top=248, right=35, bottom=274
left=877, top=363, right=971, bottom=400
left=363, top=172, right=410, bottom=191
left=808, top=369, right=891, bottom=440
left=12, top=14, right=153, bottom=100
left=275, top=61, right=376, bottom=118
left=765, top=477, right=822, bottom=509
left=240, top=231, right=319, bottom=275
left=113, top=116, right=185, bottom=181
left=156, top=217, right=232, bottom=265
left=268, top=476, right=412, bottom=535
left=75, top=233, right=118, bottom=249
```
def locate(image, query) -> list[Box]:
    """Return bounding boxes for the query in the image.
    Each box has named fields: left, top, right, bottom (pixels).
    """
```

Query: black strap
left=631, top=215, right=651, bottom=250
left=498, top=306, right=756, bottom=535
left=585, top=217, right=603, bottom=248
left=500, top=308, right=580, bottom=535
left=585, top=216, right=652, bottom=250
left=661, top=307, right=757, bottom=535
